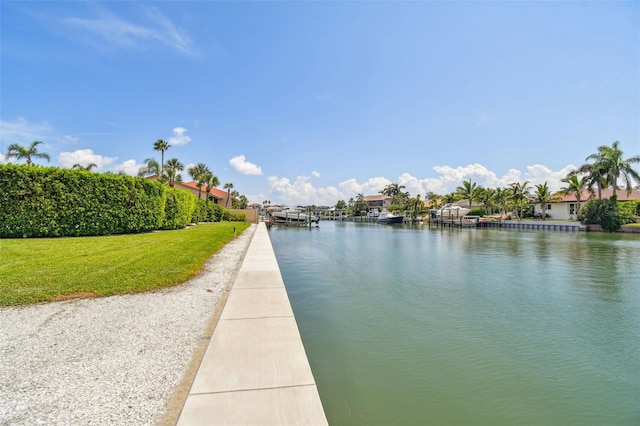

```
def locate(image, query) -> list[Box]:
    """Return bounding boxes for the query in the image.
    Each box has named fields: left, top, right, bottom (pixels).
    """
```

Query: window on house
left=569, top=203, right=576, bottom=215
left=546, top=204, right=552, bottom=210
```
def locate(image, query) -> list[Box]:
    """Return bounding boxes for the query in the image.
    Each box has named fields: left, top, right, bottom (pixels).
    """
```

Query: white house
left=535, top=188, right=640, bottom=220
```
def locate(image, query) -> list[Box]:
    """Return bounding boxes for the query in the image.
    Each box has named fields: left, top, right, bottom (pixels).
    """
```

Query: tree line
left=330, top=141, right=639, bottom=229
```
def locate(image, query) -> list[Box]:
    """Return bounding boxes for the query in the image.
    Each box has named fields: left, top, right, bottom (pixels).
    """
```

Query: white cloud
left=229, top=155, right=263, bottom=176
left=0, top=153, right=6, bottom=164
left=58, top=149, right=117, bottom=170
left=338, top=177, right=391, bottom=195
left=0, top=117, right=53, bottom=144
left=264, top=163, right=578, bottom=206
left=311, top=171, right=320, bottom=178
left=63, top=7, right=195, bottom=56
left=168, top=127, right=191, bottom=146
left=112, top=159, right=144, bottom=176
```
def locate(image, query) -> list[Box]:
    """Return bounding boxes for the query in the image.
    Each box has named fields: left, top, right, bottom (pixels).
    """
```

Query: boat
left=270, top=208, right=320, bottom=224
left=376, top=211, right=404, bottom=224
left=435, top=203, right=471, bottom=218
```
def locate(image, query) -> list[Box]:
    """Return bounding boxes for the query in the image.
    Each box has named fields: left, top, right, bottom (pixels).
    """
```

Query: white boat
left=377, top=211, right=404, bottom=224
left=435, top=203, right=471, bottom=218
left=270, top=209, right=320, bottom=224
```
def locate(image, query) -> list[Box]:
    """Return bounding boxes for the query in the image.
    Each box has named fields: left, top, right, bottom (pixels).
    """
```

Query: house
left=364, top=195, right=392, bottom=212
left=536, top=188, right=640, bottom=220
left=146, top=175, right=232, bottom=206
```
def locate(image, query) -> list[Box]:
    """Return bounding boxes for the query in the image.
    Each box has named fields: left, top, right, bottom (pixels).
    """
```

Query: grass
left=0, top=222, right=251, bottom=307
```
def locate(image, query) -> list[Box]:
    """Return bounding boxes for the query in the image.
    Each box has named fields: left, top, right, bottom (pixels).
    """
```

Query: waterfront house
left=537, top=188, right=640, bottom=220
left=146, top=175, right=231, bottom=205
left=364, top=195, right=392, bottom=212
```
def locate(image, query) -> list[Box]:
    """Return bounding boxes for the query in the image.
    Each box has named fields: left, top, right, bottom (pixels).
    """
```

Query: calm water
left=269, top=221, right=640, bottom=426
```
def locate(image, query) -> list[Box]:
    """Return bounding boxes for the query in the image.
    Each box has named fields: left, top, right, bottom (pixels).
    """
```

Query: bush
left=0, top=164, right=165, bottom=237
left=619, top=200, right=640, bottom=224
left=469, top=207, right=485, bottom=217
left=162, top=187, right=196, bottom=230
left=192, top=199, right=226, bottom=223
left=579, top=198, right=623, bottom=232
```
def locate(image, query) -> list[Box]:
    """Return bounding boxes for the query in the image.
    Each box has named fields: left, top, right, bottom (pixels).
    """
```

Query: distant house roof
left=182, top=181, right=230, bottom=200
left=364, top=195, right=391, bottom=202
left=145, top=175, right=229, bottom=201
left=554, top=188, right=640, bottom=202
left=248, top=203, right=262, bottom=209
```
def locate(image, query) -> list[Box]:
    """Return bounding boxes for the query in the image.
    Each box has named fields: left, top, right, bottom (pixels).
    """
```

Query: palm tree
left=455, top=179, right=480, bottom=208
left=137, top=158, right=161, bottom=178
left=72, top=163, right=97, bottom=171
left=477, top=187, right=495, bottom=215
left=493, top=187, right=509, bottom=216
left=559, top=173, right=589, bottom=218
left=223, top=182, right=234, bottom=207
left=164, top=158, right=184, bottom=187
left=153, top=139, right=171, bottom=177
left=204, top=171, right=220, bottom=203
left=530, top=182, right=554, bottom=220
left=509, top=181, right=531, bottom=220
left=589, top=141, right=640, bottom=199
left=6, top=141, right=50, bottom=165
left=188, top=163, right=210, bottom=199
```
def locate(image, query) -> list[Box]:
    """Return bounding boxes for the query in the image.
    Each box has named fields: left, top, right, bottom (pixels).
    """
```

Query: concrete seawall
left=177, top=222, right=328, bottom=425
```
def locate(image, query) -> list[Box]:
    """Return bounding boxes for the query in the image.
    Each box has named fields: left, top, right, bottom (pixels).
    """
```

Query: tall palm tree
left=6, top=141, right=50, bottom=165
left=530, top=182, right=553, bottom=220
left=588, top=141, right=640, bottom=199
left=509, top=181, right=531, bottom=221
left=559, top=173, right=589, bottom=218
left=188, top=163, right=210, bottom=199
left=72, top=163, right=97, bottom=171
left=493, top=187, right=509, bottom=216
left=153, top=139, right=171, bottom=177
left=204, top=171, right=220, bottom=203
left=137, top=158, right=161, bottom=178
left=164, top=158, right=184, bottom=187
left=223, top=182, right=234, bottom=207
left=455, top=179, right=480, bottom=208
left=477, top=187, right=495, bottom=215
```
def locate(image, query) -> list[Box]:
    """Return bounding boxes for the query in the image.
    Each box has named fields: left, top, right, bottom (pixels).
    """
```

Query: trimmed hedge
left=162, top=187, right=196, bottom=230
left=0, top=164, right=166, bottom=237
left=191, top=199, right=246, bottom=223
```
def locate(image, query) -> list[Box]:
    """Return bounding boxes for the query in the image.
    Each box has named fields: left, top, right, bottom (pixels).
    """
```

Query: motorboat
left=376, top=211, right=404, bottom=224
left=270, top=209, right=320, bottom=224
left=435, top=203, right=471, bottom=218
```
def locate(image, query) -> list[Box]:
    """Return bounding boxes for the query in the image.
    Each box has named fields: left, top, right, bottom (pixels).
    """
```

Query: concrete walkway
left=177, top=223, right=328, bottom=425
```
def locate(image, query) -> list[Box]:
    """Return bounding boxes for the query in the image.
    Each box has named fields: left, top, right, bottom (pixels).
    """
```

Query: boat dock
left=430, top=216, right=586, bottom=231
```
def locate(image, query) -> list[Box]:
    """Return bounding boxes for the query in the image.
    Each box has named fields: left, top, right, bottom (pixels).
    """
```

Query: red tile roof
left=554, top=188, right=640, bottom=202
left=182, top=181, right=230, bottom=199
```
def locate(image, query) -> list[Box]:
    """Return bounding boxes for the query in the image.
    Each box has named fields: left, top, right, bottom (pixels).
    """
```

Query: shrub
left=619, top=200, right=640, bottom=224
left=0, top=164, right=165, bottom=237
left=579, top=198, right=623, bottom=232
left=469, top=207, right=485, bottom=217
left=162, top=187, right=196, bottom=230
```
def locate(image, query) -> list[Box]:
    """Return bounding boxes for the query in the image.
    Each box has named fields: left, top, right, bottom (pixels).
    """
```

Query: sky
left=1, top=1, right=639, bottom=207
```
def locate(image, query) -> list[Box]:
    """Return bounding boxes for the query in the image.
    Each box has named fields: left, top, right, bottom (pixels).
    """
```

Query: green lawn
left=0, top=222, right=251, bottom=306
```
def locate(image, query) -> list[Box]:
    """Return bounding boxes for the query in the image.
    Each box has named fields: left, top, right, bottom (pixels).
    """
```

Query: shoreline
left=0, top=223, right=256, bottom=425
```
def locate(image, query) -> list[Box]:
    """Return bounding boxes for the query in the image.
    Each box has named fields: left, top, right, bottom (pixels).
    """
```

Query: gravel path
left=0, top=224, right=256, bottom=426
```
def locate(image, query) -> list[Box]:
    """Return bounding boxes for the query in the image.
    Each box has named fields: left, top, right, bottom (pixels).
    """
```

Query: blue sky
left=1, top=1, right=638, bottom=206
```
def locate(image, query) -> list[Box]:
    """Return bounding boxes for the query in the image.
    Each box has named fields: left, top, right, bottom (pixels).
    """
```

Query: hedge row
left=0, top=165, right=166, bottom=237
left=0, top=165, right=244, bottom=238
left=191, top=199, right=247, bottom=223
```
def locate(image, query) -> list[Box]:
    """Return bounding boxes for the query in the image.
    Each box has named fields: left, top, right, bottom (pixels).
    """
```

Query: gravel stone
left=0, top=224, right=256, bottom=426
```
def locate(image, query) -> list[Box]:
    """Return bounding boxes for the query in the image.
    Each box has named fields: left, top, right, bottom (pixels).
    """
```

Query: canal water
left=268, top=221, right=640, bottom=425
